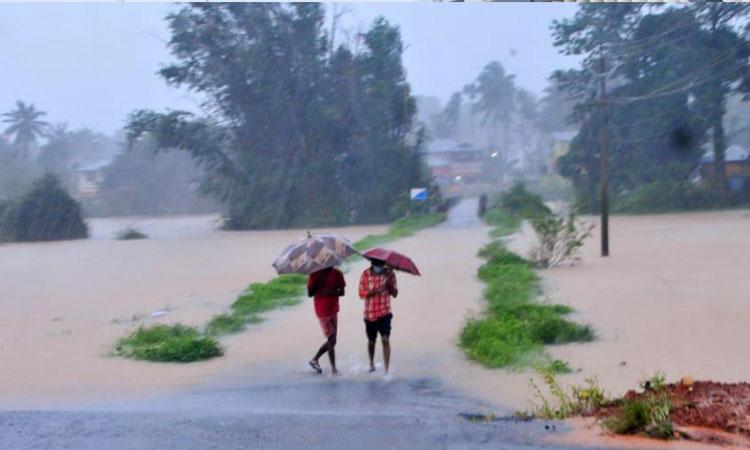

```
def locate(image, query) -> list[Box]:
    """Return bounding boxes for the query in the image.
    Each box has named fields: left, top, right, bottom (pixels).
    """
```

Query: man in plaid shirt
left=358, top=259, right=398, bottom=374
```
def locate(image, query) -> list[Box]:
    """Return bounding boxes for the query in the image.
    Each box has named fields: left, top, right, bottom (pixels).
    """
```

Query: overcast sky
left=0, top=2, right=578, bottom=135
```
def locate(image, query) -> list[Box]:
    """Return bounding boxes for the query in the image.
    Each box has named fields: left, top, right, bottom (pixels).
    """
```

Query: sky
left=0, top=2, right=578, bottom=135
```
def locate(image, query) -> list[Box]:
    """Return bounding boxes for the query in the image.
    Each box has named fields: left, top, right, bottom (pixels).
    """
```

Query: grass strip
left=460, top=205, right=593, bottom=369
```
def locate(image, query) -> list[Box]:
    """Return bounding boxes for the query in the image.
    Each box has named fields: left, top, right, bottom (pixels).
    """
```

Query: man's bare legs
left=367, top=335, right=390, bottom=374
left=368, top=338, right=376, bottom=372
left=311, top=334, right=337, bottom=374
left=382, top=335, right=391, bottom=374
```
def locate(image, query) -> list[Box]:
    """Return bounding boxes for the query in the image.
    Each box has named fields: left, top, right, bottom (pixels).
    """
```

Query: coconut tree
left=2, top=100, right=50, bottom=158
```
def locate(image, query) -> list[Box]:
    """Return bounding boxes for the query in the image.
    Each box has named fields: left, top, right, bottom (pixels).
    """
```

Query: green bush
left=1, top=174, right=88, bottom=242
left=529, top=213, right=593, bottom=268
left=116, top=324, right=223, bottom=363
left=498, top=183, right=552, bottom=220
left=530, top=370, right=607, bottom=419
left=115, top=227, right=148, bottom=240
left=613, top=180, right=725, bottom=214
left=603, top=395, right=673, bottom=439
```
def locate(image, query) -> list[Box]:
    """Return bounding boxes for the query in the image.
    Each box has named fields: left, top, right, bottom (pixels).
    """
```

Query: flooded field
left=0, top=214, right=388, bottom=407
left=2, top=207, right=750, bottom=417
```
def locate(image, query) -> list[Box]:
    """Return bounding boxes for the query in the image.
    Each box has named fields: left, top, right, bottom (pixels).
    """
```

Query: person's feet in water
left=309, top=360, right=322, bottom=374
left=368, top=366, right=376, bottom=373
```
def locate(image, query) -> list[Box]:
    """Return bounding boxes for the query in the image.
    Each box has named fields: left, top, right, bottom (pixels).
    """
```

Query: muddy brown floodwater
left=2, top=206, right=749, bottom=427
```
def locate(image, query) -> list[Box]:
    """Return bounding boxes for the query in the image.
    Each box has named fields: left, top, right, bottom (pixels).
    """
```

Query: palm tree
left=2, top=100, right=50, bottom=157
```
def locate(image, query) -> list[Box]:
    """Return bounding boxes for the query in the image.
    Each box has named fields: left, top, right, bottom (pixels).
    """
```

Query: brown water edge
left=550, top=417, right=748, bottom=450
left=0, top=216, right=388, bottom=408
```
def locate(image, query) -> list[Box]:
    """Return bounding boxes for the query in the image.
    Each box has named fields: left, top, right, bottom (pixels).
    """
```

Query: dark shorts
left=365, top=314, right=392, bottom=341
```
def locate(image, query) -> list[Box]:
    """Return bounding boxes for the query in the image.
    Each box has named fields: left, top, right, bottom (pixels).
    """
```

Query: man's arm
left=307, top=273, right=316, bottom=298
left=387, top=271, right=398, bottom=298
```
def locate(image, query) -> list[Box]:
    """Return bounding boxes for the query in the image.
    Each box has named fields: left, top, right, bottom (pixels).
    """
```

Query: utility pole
left=598, top=46, right=610, bottom=257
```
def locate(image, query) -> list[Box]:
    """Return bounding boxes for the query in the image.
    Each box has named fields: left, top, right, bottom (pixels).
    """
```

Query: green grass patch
left=231, top=274, right=306, bottom=315
left=205, top=312, right=262, bottom=336
left=353, top=212, right=446, bottom=252
left=460, top=216, right=593, bottom=369
left=115, top=324, right=223, bottom=363
left=483, top=208, right=521, bottom=238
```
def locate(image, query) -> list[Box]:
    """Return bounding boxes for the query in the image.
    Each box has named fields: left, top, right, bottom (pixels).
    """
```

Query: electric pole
left=599, top=46, right=610, bottom=257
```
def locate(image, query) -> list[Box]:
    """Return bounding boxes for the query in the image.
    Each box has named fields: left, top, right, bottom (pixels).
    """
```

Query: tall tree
left=691, top=3, right=750, bottom=194
left=430, top=92, right=462, bottom=139
left=2, top=100, right=50, bottom=157
left=463, top=61, right=517, bottom=183
left=127, top=4, right=431, bottom=229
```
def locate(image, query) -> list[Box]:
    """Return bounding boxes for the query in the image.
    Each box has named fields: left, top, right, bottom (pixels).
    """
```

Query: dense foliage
left=127, top=4, right=434, bottom=229
left=553, top=4, right=750, bottom=212
left=1, top=174, right=88, bottom=242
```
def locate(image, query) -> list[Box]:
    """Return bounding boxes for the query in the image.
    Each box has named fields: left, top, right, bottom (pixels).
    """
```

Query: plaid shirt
left=358, top=268, right=397, bottom=321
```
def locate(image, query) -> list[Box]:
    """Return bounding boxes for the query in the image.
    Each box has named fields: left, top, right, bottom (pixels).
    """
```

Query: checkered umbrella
left=272, top=232, right=358, bottom=275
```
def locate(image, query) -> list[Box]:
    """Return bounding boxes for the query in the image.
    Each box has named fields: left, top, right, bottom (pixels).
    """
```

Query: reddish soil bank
left=592, top=380, right=750, bottom=446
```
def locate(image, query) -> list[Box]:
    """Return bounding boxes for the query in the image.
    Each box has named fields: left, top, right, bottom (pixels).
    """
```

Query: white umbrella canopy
left=272, top=232, right=358, bottom=275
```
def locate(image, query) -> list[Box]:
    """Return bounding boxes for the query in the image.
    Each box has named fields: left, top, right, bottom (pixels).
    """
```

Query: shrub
left=116, top=324, right=223, bottom=363
left=530, top=369, right=607, bottom=419
left=529, top=213, right=594, bottom=268
left=498, top=183, right=552, bottom=220
left=603, top=394, right=673, bottom=439
left=115, top=227, right=148, bottom=240
left=2, top=174, right=88, bottom=242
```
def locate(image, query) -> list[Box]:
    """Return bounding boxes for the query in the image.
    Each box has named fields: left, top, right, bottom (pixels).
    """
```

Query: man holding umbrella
left=272, top=232, right=357, bottom=376
left=307, top=266, right=345, bottom=375
left=358, top=260, right=399, bottom=375
left=359, top=248, right=420, bottom=375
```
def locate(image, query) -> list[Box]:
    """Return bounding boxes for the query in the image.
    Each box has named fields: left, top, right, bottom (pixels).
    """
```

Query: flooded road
left=0, top=199, right=588, bottom=449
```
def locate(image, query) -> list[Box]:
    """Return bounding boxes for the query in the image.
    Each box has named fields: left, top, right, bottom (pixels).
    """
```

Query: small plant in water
left=116, top=227, right=148, bottom=240
left=529, top=213, right=593, bottom=269
left=529, top=368, right=606, bottom=419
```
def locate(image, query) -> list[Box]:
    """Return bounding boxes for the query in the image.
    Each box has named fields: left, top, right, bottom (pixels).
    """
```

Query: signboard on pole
left=410, top=188, right=428, bottom=201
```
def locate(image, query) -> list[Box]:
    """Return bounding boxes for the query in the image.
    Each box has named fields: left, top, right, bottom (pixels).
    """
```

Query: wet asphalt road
left=0, top=377, right=584, bottom=450
left=0, top=199, right=613, bottom=449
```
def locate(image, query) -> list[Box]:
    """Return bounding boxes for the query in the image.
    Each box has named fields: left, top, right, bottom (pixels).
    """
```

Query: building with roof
left=73, top=158, right=112, bottom=198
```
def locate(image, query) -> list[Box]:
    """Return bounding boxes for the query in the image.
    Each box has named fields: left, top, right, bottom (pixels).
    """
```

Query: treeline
left=0, top=100, right=220, bottom=221
left=127, top=3, right=438, bottom=230
left=553, top=3, right=750, bottom=212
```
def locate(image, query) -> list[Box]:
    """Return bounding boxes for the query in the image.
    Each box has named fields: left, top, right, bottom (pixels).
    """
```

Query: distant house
left=425, top=139, right=489, bottom=195
left=696, top=145, right=750, bottom=197
left=72, top=159, right=112, bottom=198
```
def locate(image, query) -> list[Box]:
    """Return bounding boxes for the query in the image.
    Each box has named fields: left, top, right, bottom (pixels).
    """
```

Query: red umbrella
left=363, top=247, right=421, bottom=276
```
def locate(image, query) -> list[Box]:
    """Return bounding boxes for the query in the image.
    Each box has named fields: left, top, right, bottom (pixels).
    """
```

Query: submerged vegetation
left=0, top=174, right=88, bottom=242
left=115, top=227, right=148, bottom=240
left=353, top=212, right=445, bottom=252
left=460, top=186, right=593, bottom=369
left=115, top=324, right=223, bottom=363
